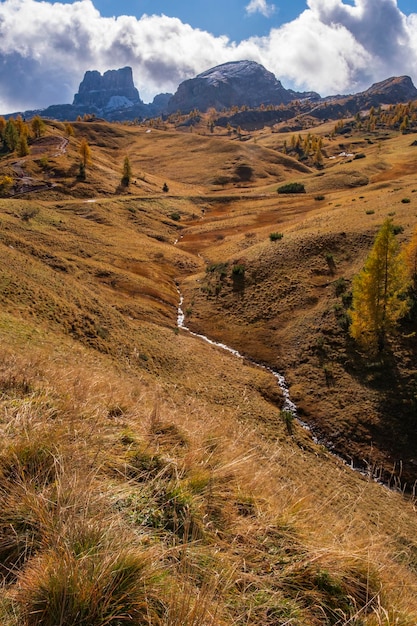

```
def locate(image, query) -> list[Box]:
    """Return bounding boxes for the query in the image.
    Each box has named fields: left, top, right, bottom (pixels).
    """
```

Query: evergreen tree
left=349, top=219, right=410, bottom=352
left=4, top=119, right=19, bottom=152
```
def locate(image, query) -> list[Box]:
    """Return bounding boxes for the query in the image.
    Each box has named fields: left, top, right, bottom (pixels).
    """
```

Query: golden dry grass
left=0, top=116, right=417, bottom=623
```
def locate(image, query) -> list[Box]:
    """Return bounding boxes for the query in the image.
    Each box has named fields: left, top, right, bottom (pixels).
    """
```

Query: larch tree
left=31, top=115, right=45, bottom=139
left=65, top=123, right=75, bottom=138
left=349, top=219, right=410, bottom=352
left=403, top=226, right=417, bottom=290
left=17, top=135, right=30, bottom=157
left=78, top=138, right=92, bottom=180
left=79, top=138, right=91, bottom=167
left=121, top=155, right=132, bottom=187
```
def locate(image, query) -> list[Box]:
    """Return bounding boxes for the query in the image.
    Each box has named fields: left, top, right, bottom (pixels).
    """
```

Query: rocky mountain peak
left=73, top=66, right=141, bottom=110
left=363, top=75, right=417, bottom=104
left=167, top=60, right=319, bottom=114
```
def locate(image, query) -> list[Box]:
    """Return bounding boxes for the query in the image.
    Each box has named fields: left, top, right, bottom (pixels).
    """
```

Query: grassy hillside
left=0, top=116, right=417, bottom=624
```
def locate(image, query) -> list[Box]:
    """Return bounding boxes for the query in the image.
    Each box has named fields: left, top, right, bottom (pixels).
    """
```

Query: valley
left=0, top=110, right=417, bottom=624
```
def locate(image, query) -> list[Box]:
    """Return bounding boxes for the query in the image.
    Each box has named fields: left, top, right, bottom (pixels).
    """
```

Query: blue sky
left=0, top=0, right=417, bottom=112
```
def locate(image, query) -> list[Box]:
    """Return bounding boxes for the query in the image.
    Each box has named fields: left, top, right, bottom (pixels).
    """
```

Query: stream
left=177, top=290, right=305, bottom=425
left=176, top=288, right=401, bottom=490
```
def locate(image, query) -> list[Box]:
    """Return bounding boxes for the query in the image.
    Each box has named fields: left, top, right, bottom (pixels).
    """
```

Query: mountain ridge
left=4, top=61, right=417, bottom=125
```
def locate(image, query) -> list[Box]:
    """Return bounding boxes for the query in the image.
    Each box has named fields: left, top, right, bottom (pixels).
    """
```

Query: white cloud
left=246, top=0, right=275, bottom=18
left=0, top=0, right=416, bottom=113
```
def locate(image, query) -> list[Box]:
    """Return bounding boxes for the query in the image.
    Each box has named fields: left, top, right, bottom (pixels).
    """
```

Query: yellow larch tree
left=349, top=219, right=410, bottom=352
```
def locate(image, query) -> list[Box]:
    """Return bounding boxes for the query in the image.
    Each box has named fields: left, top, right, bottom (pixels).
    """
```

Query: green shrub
left=231, top=264, right=245, bottom=276
left=334, top=277, right=347, bottom=296
left=277, top=182, right=306, bottom=194
left=206, top=263, right=228, bottom=277
left=401, top=198, right=411, bottom=204
left=314, top=195, right=325, bottom=201
left=169, top=212, right=181, bottom=221
left=269, top=232, right=284, bottom=241
left=281, top=410, right=294, bottom=435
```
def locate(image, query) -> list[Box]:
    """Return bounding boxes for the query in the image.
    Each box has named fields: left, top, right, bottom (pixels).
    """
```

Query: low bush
left=277, top=182, right=306, bottom=194
left=269, top=232, right=284, bottom=242
left=231, top=264, right=245, bottom=276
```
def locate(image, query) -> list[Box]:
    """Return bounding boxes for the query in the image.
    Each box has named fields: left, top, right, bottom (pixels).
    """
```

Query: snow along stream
left=173, top=240, right=398, bottom=487
left=176, top=290, right=299, bottom=418
left=176, top=288, right=394, bottom=487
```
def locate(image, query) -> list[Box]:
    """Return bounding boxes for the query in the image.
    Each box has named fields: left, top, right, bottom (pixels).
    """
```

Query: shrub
left=281, top=410, right=294, bottom=434
left=231, top=264, right=245, bottom=276
left=17, top=542, right=162, bottom=626
left=277, top=182, right=306, bottom=194
left=334, top=277, right=347, bottom=296
left=365, top=209, right=375, bottom=215
left=170, top=212, right=181, bottom=221
left=325, top=252, right=336, bottom=273
left=269, top=232, right=284, bottom=241
left=401, top=198, right=411, bottom=204
left=0, top=175, right=13, bottom=194
left=21, top=208, right=39, bottom=222
left=206, top=263, right=228, bottom=277
left=314, top=195, right=325, bottom=201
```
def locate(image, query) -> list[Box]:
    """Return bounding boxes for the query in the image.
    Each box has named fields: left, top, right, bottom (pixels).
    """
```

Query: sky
left=0, top=0, right=417, bottom=113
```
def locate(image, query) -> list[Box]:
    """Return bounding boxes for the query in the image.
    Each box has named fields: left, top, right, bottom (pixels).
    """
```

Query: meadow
left=0, top=111, right=416, bottom=624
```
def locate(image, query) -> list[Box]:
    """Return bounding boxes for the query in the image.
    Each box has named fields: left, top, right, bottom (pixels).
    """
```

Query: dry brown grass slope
left=0, top=118, right=416, bottom=624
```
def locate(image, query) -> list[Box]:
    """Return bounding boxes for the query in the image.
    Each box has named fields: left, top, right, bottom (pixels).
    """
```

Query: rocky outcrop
left=73, top=67, right=141, bottom=110
left=17, top=67, right=171, bottom=121
left=167, top=60, right=319, bottom=114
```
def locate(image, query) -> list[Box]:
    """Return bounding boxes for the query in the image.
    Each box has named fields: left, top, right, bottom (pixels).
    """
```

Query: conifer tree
left=4, top=119, right=19, bottom=152
left=121, top=155, right=132, bottom=187
left=79, top=138, right=91, bottom=167
left=349, top=219, right=410, bottom=352
left=17, top=135, right=30, bottom=157
left=65, top=123, right=75, bottom=138
left=403, top=226, right=417, bottom=290
left=31, top=115, right=45, bottom=139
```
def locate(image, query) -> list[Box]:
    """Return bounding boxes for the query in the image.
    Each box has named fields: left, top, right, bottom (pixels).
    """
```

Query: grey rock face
left=73, top=67, right=141, bottom=110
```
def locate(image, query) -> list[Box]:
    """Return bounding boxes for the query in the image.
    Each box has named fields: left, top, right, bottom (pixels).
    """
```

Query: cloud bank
left=0, top=0, right=416, bottom=113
